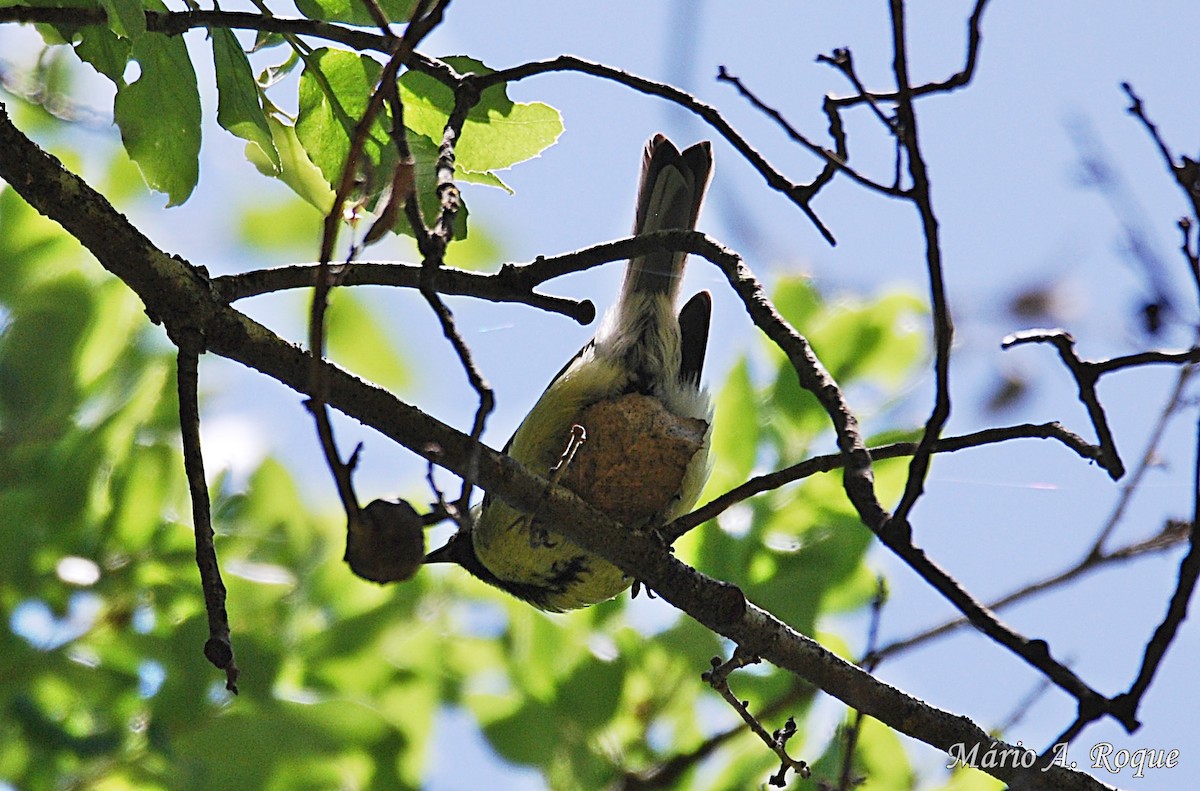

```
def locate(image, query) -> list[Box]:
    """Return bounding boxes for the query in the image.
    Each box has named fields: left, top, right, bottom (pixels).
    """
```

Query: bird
left=425, top=134, right=714, bottom=611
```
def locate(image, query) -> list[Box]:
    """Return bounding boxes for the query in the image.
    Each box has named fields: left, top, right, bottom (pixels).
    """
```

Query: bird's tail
left=616, top=135, right=713, bottom=308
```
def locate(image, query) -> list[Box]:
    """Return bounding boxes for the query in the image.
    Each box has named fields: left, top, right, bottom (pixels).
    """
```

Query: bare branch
left=703, top=650, right=810, bottom=787
left=1092, top=360, right=1196, bottom=551
left=869, top=520, right=1189, bottom=663
left=1122, top=82, right=1200, bottom=306
left=716, top=65, right=902, bottom=197
left=668, top=422, right=1104, bottom=540
left=175, top=343, right=239, bottom=693
left=306, top=0, right=452, bottom=524
left=885, top=0, right=956, bottom=533
left=213, top=261, right=595, bottom=323
left=474, top=55, right=836, bottom=245
left=838, top=580, right=888, bottom=789
left=1109, top=414, right=1200, bottom=730
left=827, top=0, right=992, bottom=110
left=1002, top=329, right=1129, bottom=479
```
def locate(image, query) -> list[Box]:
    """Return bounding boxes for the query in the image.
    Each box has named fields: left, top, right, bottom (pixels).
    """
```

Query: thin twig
left=838, top=579, right=887, bottom=789
left=1092, top=361, right=1196, bottom=551
left=176, top=344, right=239, bottom=693
left=886, top=0, right=957, bottom=534
left=1108, top=412, right=1200, bottom=729
left=817, top=48, right=896, bottom=133
left=826, top=0, right=992, bottom=110
left=1122, top=82, right=1200, bottom=307
left=412, top=69, right=494, bottom=514
left=307, top=0, right=448, bottom=522
left=1002, top=329, right=1128, bottom=479
left=869, top=519, right=1189, bottom=663
left=703, top=650, right=810, bottom=787
left=715, top=65, right=899, bottom=197
left=617, top=679, right=815, bottom=791
left=475, top=55, right=836, bottom=245
left=667, top=421, right=1103, bottom=541
left=995, top=676, right=1055, bottom=735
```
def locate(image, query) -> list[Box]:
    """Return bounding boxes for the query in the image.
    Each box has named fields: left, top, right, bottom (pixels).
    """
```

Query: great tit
left=426, top=135, right=714, bottom=611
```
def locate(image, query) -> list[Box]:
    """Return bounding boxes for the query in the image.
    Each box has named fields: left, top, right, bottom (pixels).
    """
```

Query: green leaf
left=557, top=655, right=625, bottom=730
left=476, top=695, right=559, bottom=766
left=808, top=290, right=927, bottom=387
left=935, top=765, right=1007, bottom=791
left=850, top=716, right=915, bottom=790
left=399, top=56, right=562, bottom=178
left=295, top=0, right=418, bottom=28
left=771, top=274, right=823, bottom=330
left=750, top=474, right=874, bottom=630
left=443, top=220, right=501, bottom=270
left=98, top=0, right=145, bottom=38
left=212, top=28, right=279, bottom=170
left=76, top=279, right=144, bottom=390
left=252, top=29, right=287, bottom=52
left=0, top=184, right=87, bottom=300
left=296, top=48, right=390, bottom=188
left=0, top=277, right=92, bottom=430
left=113, top=32, right=201, bottom=206
left=248, top=113, right=336, bottom=213
left=104, top=444, right=179, bottom=552
left=72, top=24, right=131, bottom=84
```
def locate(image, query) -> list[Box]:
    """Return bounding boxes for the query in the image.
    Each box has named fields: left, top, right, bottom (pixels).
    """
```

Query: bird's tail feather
left=617, top=135, right=713, bottom=307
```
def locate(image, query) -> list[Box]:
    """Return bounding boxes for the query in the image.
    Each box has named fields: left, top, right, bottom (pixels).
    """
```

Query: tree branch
left=1002, top=329, right=1129, bottom=479
left=886, top=0, right=956, bottom=532
left=212, top=261, right=595, bottom=323
left=869, top=519, right=1190, bottom=663
left=668, top=422, right=1104, bottom=540
left=175, top=343, right=239, bottom=693
left=474, top=55, right=836, bottom=245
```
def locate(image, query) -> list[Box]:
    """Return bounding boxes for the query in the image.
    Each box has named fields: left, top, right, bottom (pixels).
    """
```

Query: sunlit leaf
left=113, top=30, right=201, bottom=205
left=399, top=56, right=562, bottom=178
left=296, top=48, right=389, bottom=188
left=212, top=28, right=279, bottom=170
left=295, top=0, right=418, bottom=27
left=708, top=356, right=758, bottom=491
left=72, top=24, right=131, bottom=83
left=247, top=113, right=336, bottom=213
left=237, top=197, right=324, bottom=252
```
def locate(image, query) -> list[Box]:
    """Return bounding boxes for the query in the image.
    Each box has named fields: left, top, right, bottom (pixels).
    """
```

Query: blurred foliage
left=0, top=9, right=1002, bottom=790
